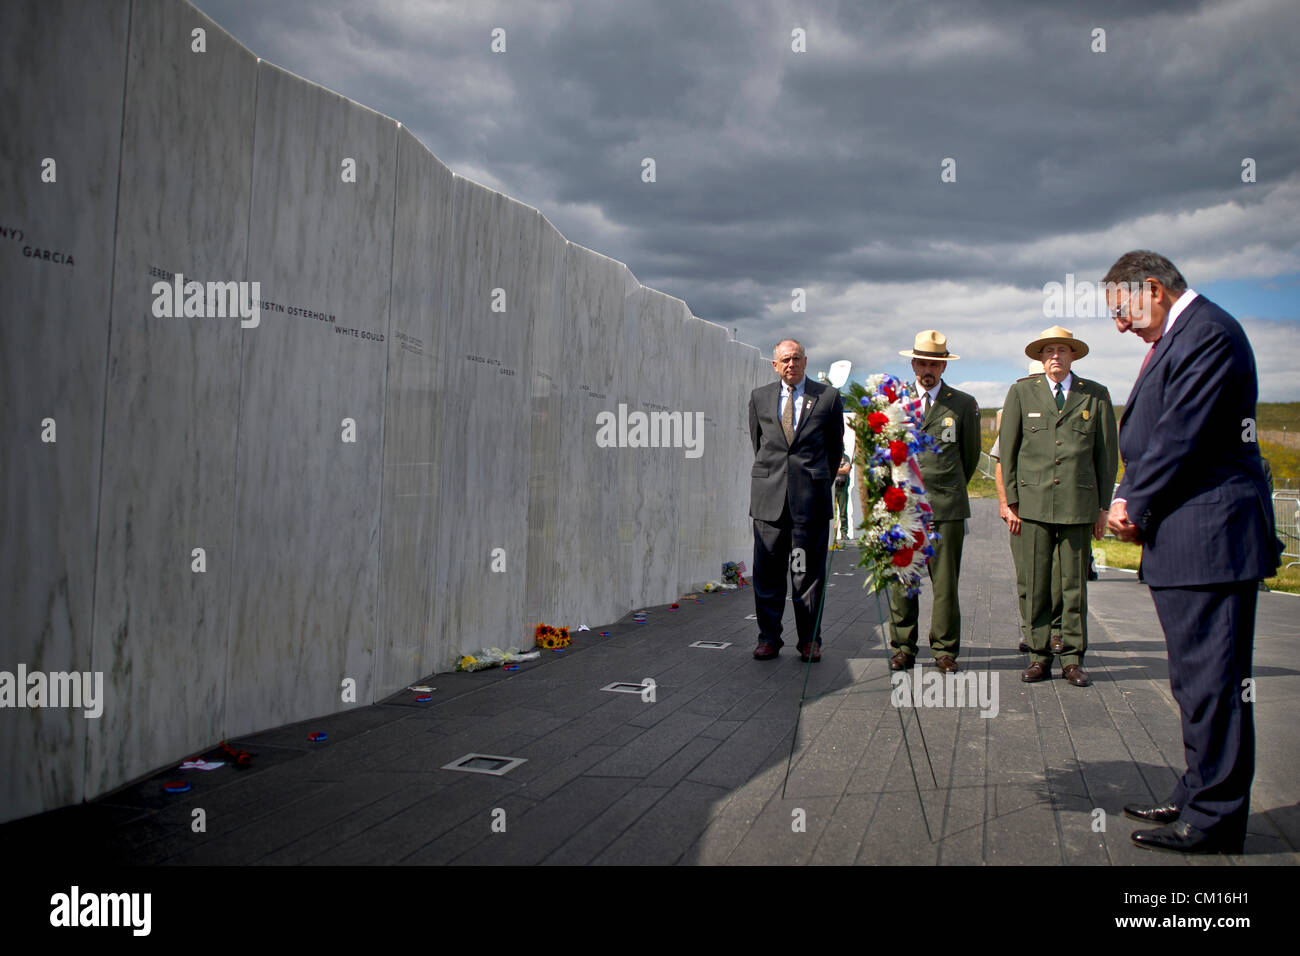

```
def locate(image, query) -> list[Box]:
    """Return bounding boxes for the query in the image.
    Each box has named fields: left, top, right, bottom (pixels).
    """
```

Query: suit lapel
left=1124, top=295, right=1202, bottom=423
left=1033, top=376, right=1056, bottom=417
left=792, top=380, right=821, bottom=442
left=769, top=381, right=790, bottom=449
left=1060, top=378, right=1088, bottom=419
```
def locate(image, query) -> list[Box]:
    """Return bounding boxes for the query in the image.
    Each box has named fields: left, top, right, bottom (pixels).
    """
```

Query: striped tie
left=781, top=386, right=794, bottom=443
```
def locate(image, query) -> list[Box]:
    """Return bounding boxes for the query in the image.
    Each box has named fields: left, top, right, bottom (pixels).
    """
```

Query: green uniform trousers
left=889, top=518, right=964, bottom=660
left=834, top=481, right=850, bottom=538
left=1010, top=526, right=1061, bottom=643
left=1021, top=518, right=1090, bottom=667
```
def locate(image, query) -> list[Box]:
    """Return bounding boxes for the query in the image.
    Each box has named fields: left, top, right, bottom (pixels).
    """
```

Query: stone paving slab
left=3, top=499, right=1297, bottom=866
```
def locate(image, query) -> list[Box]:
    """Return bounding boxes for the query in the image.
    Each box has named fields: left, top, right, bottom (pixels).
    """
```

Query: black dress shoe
left=1131, top=820, right=1243, bottom=855
left=1017, top=640, right=1030, bottom=653
left=1123, top=802, right=1180, bottom=824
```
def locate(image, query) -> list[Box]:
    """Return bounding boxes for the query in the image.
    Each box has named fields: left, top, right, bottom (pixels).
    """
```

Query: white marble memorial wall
left=85, top=0, right=258, bottom=798
left=225, top=63, right=396, bottom=736
left=0, top=0, right=130, bottom=822
left=432, top=178, right=543, bottom=664
left=376, top=128, right=457, bottom=694
left=555, top=244, right=637, bottom=627
left=2, top=0, right=784, bottom=822
left=523, top=218, right=569, bottom=631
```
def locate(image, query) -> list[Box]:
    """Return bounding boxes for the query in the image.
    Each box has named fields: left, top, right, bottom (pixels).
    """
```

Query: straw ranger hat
left=1025, top=325, right=1089, bottom=361
left=899, top=330, right=960, bottom=360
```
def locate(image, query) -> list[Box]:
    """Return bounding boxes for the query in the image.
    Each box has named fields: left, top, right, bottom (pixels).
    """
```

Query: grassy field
left=1093, top=539, right=1299, bottom=594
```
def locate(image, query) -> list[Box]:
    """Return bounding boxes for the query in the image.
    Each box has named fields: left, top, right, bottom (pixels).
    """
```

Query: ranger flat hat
left=899, top=330, right=960, bottom=360
left=1025, top=325, right=1089, bottom=360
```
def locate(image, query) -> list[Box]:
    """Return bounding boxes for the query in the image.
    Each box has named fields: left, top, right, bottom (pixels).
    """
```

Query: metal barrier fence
left=1275, top=492, right=1299, bottom=568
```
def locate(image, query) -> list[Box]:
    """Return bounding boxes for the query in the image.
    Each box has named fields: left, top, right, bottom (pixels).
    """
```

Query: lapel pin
left=1082, top=409, right=1090, bottom=420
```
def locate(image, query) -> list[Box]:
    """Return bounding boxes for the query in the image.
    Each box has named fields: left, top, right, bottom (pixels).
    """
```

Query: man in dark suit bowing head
left=1105, top=250, right=1278, bottom=855
left=749, top=339, right=845, bottom=662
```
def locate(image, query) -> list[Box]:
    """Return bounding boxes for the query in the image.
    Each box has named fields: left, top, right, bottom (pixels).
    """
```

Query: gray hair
left=1102, top=250, right=1188, bottom=295
left=773, top=338, right=805, bottom=359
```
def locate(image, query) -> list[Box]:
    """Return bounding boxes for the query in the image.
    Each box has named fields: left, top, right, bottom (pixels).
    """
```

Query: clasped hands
left=1107, top=500, right=1140, bottom=542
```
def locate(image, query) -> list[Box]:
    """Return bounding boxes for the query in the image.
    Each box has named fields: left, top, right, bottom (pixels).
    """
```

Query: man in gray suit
left=749, top=339, right=845, bottom=662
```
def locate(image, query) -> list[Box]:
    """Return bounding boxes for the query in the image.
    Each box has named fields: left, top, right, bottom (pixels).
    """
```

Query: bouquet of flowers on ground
left=851, top=373, right=942, bottom=596
left=533, top=623, right=571, bottom=649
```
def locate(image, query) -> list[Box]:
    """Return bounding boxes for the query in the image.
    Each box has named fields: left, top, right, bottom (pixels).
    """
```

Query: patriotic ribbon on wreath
left=851, top=374, right=943, bottom=597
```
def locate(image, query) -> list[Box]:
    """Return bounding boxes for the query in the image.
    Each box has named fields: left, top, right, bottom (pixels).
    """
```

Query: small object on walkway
left=502, top=665, right=517, bottom=672
left=219, top=740, right=253, bottom=768
left=575, top=624, right=591, bottom=631
left=163, top=781, right=191, bottom=794
left=408, top=684, right=434, bottom=693
left=600, top=630, right=611, bottom=636
left=308, top=731, right=328, bottom=742
left=415, top=694, right=433, bottom=701
left=179, top=759, right=224, bottom=771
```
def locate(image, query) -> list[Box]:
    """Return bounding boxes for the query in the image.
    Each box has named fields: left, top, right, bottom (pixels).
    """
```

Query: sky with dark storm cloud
left=192, top=0, right=1300, bottom=406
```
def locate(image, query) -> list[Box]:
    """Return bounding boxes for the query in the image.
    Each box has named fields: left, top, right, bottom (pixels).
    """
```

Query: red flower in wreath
left=883, top=487, right=907, bottom=512
left=889, top=440, right=908, bottom=464
left=912, top=529, right=926, bottom=548
left=867, top=412, right=889, bottom=433
left=891, top=547, right=914, bottom=567
left=884, top=385, right=897, bottom=402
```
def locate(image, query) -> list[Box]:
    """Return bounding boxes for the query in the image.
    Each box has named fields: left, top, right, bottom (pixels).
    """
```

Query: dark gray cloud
left=192, top=0, right=1300, bottom=399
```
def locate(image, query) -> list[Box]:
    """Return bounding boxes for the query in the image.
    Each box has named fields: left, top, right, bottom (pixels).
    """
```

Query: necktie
left=923, top=392, right=931, bottom=417
left=1139, top=340, right=1159, bottom=377
left=781, top=386, right=794, bottom=443
left=1054, top=384, right=1065, bottom=411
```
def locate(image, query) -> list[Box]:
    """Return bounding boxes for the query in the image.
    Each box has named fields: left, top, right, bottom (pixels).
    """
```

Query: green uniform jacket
left=1000, top=375, right=1119, bottom=525
left=917, top=382, right=981, bottom=522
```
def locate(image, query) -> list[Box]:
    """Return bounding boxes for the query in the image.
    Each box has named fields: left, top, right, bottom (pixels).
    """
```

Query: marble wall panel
left=523, top=218, right=568, bottom=631
left=613, top=287, right=687, bottom=612
left=375, top=128, right=456, bottom=695
left=552, top=244, right=637, bottom=627
left=694, top=319, right=732, bottom=583
left=85, top=0, right=258, bottom=799
left=0, top=0, right=130, bottom=824
left=225, top=62, right=396, bottom=736
left=432, top=178, right=544, bottom=665
left=726, top=340, right=765, bottom=562
left=674, top=316, right=708, bottom=591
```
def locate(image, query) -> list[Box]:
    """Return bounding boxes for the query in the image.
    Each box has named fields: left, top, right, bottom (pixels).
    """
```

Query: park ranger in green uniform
left=889, top=331, right=981, bottom=674
left=1000, top=326, right=1118, bottom=687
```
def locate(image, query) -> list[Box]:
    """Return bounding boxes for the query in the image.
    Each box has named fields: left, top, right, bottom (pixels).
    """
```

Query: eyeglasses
left=1109, top=282, right=1154, bottom=320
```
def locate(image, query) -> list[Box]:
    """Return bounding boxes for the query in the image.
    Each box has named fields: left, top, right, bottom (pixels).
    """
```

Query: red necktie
left=1138, top=340, right=1160, bottom=377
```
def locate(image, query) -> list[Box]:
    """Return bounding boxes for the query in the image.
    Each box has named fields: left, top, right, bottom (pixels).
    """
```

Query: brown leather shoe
left=1051, top=635, right=1064, bottom=655
left=889, top=650, right=914, bottom=671
left=753, top=641, right=780, bottom=661
left=935, top=655, right=957, bottom=673
left=1021, top=661, right=1051, bottom=682
left=797, top=640, right=822, bottom=663
left=1062, top=663, right=1091, bottom=686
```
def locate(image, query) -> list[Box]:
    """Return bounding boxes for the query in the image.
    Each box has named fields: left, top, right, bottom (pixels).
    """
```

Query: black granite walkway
left=7, top=500, right=1299, bottom=866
